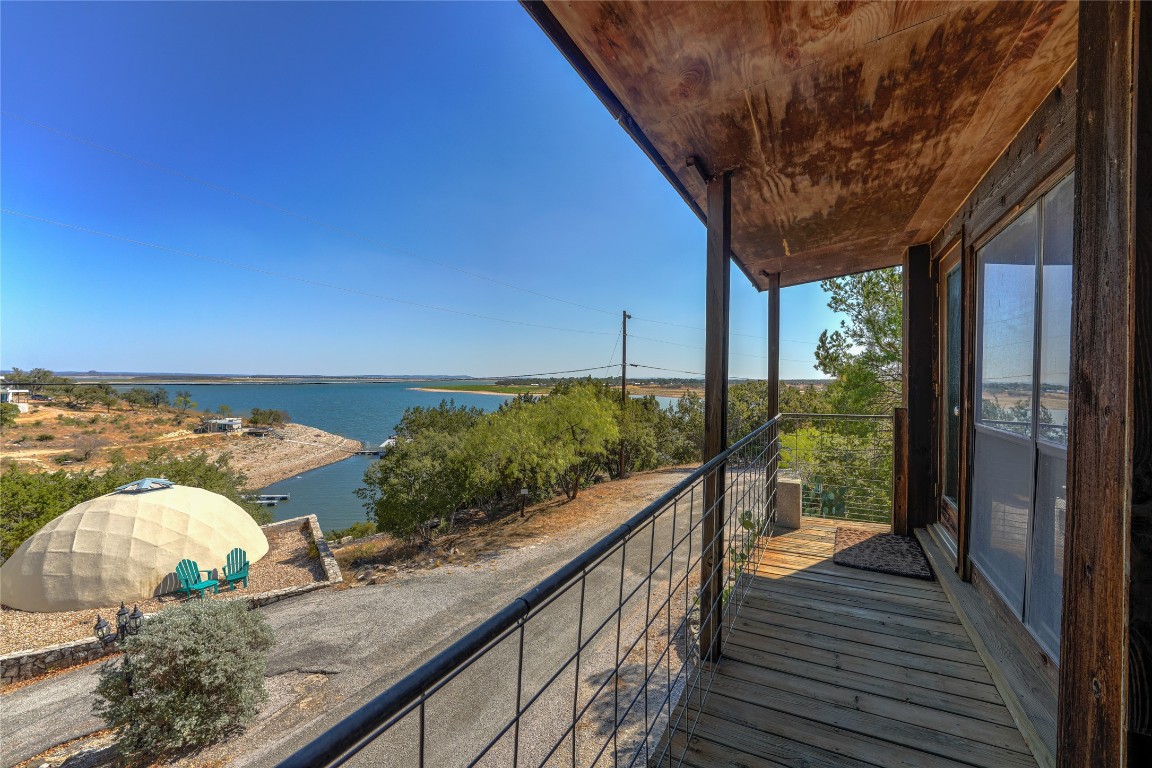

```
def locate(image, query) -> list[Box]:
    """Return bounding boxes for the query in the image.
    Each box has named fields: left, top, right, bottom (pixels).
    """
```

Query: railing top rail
left=781, top=412, right=892, bottom=420
left=279, top=414, right=781, bottom=768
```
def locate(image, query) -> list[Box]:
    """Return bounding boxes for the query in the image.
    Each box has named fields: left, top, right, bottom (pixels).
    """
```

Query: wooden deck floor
left=670, top=518, right=1038, bottom=768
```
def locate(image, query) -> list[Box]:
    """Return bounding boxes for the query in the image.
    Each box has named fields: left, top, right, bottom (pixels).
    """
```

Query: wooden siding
left=669, top=519, right=1040, bottom=768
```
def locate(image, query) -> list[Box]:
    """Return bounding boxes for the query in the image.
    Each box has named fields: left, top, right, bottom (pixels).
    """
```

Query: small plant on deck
left=93, top=599, right=274, bottom=763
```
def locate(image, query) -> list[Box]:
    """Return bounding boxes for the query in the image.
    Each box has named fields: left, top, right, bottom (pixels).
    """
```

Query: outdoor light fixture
left=93, top=613, right=115, bottom=645
left=128, top=604, right=143, bottom=636
left=116, top=601, right=130, bottom=641
left=520, top=487, right=529, bottom=518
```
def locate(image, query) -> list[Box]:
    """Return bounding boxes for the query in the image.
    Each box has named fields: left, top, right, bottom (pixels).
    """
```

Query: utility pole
left=619, top=310, right=631, bottom=479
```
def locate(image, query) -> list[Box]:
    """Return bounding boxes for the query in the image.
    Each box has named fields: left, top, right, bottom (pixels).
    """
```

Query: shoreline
left=194, top=423, right=363, bottom=489
left=409, top=387, right=516, bottom=397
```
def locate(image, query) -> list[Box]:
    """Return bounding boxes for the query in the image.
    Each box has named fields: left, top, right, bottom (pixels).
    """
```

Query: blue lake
left=133, top=382, right=678, bottom=534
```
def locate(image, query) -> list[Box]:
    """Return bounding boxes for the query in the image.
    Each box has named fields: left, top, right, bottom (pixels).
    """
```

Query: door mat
left=832, top=527, right=934, bottom=580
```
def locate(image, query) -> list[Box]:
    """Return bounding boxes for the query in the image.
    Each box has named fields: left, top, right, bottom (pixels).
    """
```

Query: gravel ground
left=0, top=523, right=325, bottom=655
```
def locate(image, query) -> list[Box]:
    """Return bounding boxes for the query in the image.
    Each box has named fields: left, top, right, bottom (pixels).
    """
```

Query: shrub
left=327, top=520, right=378, bottom=540
left=94, top=600, right=274, bottom=763
left=35, top=433, right=54, bottom=441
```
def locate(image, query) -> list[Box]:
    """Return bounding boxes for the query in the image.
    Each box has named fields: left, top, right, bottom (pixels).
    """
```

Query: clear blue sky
left=1, top=1, right=843, bottom=380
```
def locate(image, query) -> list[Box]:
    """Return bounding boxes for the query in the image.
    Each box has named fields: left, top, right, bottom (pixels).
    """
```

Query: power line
left=1, top=209, right=615, bottom=337
left=628, top=333, right=817, bottom=365
left=1, top=111, right=618, bottom=318
left=629, top=363, right=705, bottom=377
left=474, top=365, right=616, bottom=379
left=629, top=315, right=818, bottom=345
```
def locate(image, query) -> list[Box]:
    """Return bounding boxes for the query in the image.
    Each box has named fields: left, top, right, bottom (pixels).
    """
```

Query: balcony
left=279, top=415, right=1042, bottom=768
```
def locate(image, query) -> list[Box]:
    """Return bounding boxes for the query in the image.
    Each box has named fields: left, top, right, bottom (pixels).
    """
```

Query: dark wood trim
left=766, top=271, right=781, bottom=524
left=971, top=565, right=1061, bottom=697
left=701, top=170, right=731, bottom=663
left=1059, top=3, right=1148, bottom=766
left=937, top=244, right=962, bottom=552
left=892, top=407, right=909, bottom=536
left=766, top=272, right=780, bottom=420
left=957, top=222, right=975, bottom=582
left=902, top=243, right=936, bottom=530
left=1130, top=4, right=1152, bottom=757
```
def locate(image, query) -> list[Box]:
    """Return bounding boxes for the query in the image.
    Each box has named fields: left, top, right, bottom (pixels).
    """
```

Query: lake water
left=137, top=383, right=678, bottom=534
left=132, top=382, right=512, bottom=533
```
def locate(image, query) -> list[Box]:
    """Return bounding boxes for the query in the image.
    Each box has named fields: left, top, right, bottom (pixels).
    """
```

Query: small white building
left=1, top=388, right=30, bottom=413
left=201, top=417, right=243, bottom=433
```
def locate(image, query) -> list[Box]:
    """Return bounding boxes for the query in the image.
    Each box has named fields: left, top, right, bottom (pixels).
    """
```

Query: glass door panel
left=943, top=263, right=961, bottom=505
left=976, top=208, right=1037, bottom=438
left=971, top=173, right=1071, bottom=662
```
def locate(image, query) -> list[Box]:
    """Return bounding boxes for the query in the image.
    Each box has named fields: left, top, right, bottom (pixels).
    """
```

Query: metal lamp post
left=128, top=604, right=143, bottom=636
left=93, top=614, right=115, bottom=646
left=116, top=601, right=130, bottom=641
left=520, top=487, right=529, bottom=518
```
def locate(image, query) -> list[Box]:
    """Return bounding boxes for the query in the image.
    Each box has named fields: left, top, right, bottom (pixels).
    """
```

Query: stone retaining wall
left=0, top=515, right=342, bottom=686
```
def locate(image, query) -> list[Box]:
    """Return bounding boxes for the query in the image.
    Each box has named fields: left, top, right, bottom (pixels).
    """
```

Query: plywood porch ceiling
left=538, top=0, right=1077, bottom=289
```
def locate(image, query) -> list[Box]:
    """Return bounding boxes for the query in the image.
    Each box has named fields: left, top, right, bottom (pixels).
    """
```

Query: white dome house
left=0, top=479, right=268, bottom=612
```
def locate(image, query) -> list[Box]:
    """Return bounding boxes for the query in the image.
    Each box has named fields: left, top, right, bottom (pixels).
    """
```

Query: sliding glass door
left=971, top=174, right=1071, bottom=660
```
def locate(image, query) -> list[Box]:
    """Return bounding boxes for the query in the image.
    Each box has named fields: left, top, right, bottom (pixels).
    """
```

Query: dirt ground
left=0, top=403, right=358, bottom=490
left=332, top=465, right=694, bottom=582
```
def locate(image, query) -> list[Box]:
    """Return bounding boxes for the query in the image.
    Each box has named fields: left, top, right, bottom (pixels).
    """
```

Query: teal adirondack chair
left=221, top=548, right=250, bottom=590
left=175, top=559, right=219, bottom=598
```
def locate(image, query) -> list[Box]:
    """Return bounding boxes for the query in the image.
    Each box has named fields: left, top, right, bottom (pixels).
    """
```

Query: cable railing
left=279, top=418, right=782, bottom=768
left=778, top=413, right=895, bottom=525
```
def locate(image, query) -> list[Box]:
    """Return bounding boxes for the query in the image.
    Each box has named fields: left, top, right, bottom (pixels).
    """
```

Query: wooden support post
left=892, top=407, right=909, bottom=536
left=902, top=243, right=936, bottom=530
left=766, top=272, right=781, bottom=523
left=1059, top=2, right=1151, bottom=765
left=701, top=169, right=731, bottom=663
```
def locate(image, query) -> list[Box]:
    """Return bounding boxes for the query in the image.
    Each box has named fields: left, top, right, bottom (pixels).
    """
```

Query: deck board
left=667, top=519, right=1039, bottom=768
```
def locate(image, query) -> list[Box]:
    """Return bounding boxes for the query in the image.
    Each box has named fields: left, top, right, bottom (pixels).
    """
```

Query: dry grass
left=0, top=523, right=325, bottom=655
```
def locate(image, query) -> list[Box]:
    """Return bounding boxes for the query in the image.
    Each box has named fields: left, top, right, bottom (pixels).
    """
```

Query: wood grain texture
left=540, top=0, right=1077, bottom=288
left=701, top=171, right=731, bottom=662
left=920, top=529, right=1057, bottom=767
left=1059, top=3, right=1142, bottom=766
left=1128, top=1, right=1152, bottom=757
left=666, top=521, right=1038, bottom=768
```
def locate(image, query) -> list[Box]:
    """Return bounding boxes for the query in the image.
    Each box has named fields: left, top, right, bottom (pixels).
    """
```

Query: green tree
left=5, top=367, right=70, bottom=395
left=0, top=402, right=19, bottom=427
left=174, top=390, right=197, bottom=415
left=532, top=386, right=618, bottom=500
left=814, top=267, right=902, bottom=414
left=395, top=399, right=484, bottom=439
left=357, top=430, right=468, bottom=545
left=217, top=404, right=233, bottom=417
left=248, top=408, right=290, bottom=426
left=94, top=600, right=273, bottom=763
left=147, top=387, right=169, bottom=409
left=121, top=387, right=154, bottom=410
